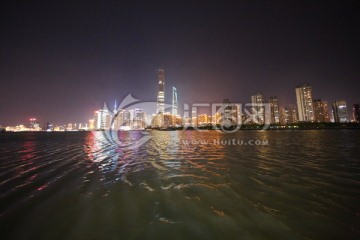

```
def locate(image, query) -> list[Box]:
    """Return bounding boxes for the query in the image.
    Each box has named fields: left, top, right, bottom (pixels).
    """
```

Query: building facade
left=313, top=99, right=330, bottom=123
left=295, top=84, right=314, bottom=122
left=251, top=93, right=265, bottom=124
left=332, top=100, right=349, bottom=123
left=269, top=97, right=280, bottom=124
left=94, top=109, right=111, bottom=130
left=280, top=105, right=298, bottom=125
left=220, top=99, right=239, bottom=127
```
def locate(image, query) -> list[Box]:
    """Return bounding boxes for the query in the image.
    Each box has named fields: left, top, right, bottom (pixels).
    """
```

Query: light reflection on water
left=0, top=130, right=359, bottom=240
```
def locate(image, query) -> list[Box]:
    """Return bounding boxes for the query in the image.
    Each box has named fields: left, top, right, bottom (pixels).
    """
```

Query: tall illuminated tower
left=157, top=69, right=165, bottom=114
left=251, top=92, right=264, bottom=124
left=295, top=84, right=314, bottom=122
left=172, top=86, right=178, bottom=116
left=269, top=97, right=280, bottom=124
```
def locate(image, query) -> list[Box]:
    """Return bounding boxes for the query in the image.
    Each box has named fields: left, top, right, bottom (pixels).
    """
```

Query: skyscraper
left=288, top=105, right=298, bottom=124
left=133, top=108, right=146, bottom=129
left=332, top=100, right=349, bottom=123
left=313, top=99, right=330, bottom=122
left=157, top=69, right=165, bottom=114
left=269, top=97, right=280, bottom=124
left=172, top=86, right=178, bottom=116
left=280, top=105, right=298, bottom=125
left=295, top=84, right=314, bottom=122
left=353, top=104, right=360, bottom=123
left=94, top=109, right=111, bottom=130
left=29, top=118, right=40, bottom=130
left=221, top=99, right=239, bottom=127
left=251, top=93, right=265, bottom=124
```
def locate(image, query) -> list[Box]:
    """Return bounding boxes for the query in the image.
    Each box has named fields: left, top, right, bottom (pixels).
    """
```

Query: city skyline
left=1, top=1, right=359, bottom=126
left=3, top=74, right=360, bottom=130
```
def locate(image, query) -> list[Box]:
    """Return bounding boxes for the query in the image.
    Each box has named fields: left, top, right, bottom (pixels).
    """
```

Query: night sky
left=1, top=0, right=359, bottom=126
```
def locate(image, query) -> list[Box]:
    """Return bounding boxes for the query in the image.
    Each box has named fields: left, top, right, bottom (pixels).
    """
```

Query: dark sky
left=1, top=0, right=359, bottom=126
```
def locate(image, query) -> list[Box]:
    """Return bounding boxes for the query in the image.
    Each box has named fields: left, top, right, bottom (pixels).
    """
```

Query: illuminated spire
left=157, top=69, right=165, bottom=114
left=172, top=87, right=178, bottom=116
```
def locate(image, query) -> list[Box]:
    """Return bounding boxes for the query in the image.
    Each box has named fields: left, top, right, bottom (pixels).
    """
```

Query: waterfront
left=0, top=131, right=359, bottom=239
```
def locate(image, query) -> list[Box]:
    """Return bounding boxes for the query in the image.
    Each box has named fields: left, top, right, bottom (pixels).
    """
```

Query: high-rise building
left=94, top=109, right=111, bottom=130
left=269, top=97, right=280, bottom=124
left=332, top=100, right=349, bottom=123
left=172, top=87, right=178, bottom=116
left=88, top=119, right=95, bottom=130
left=295, top=84, right=314, bottom=122
left=288, top=105, right=298, bottom=124
left=353, top=104, right=360, bottom=123
left=133, top=108, right=146, bottom=129
left=29, top=118, right=40, bottom=131
left=251, top=93, right=265, bottom=124
left=114, top=109, right=131, bottom=130
left=220, top=99, right=239, bottom=126
left=280, top=105, right=298, bottom=125
left=313, top=99, right=330, bottom=123
left=279, top=108, right=288, bottom=125
left=157, top=69, right=165, bottom=114
left=163, top=112, right=173, bottom=127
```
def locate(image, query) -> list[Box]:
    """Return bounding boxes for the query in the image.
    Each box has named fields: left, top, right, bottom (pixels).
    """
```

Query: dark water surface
left=0, top=130, right=359, bottom=240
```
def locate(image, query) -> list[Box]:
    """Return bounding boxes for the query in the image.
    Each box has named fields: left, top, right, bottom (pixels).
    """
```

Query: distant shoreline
left=149, top=122, right=360, bottom=131
left=2, top=123, right=360, bottom=133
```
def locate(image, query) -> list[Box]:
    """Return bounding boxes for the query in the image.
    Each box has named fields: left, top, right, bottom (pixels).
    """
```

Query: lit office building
left=280, top=105, right=298, bottom=125
left=295, top=84, right=314, bottom=122
left=88, top=119, right=95, bottom=130
left=287, top=105, right=298, bottom=124
left=133, top=108, right=146, bottom=129
left=269, top=97, right=280, bottom=124
left=29, top=118, right=41, bottom=131
left=313, top=99, right=330, bottom=122
left=279, top=108, right=288, bottom=125
left=332, top=100, right=349, bottom=123
left=114, top=109, right=131, bottom=130
left=163, top=112, right=173, bottom=127
left=94, top=109, right=112, bottom=130
left=175, top=116, right=182, bottom=126
left=46, top=122, right=53, bottom=131
left=220, top=99, right=239, bottom=126
left=197, top=114, right=209, bottom=126
left=151, top=113, right=163, bottom=128
left=251, top=93, right=265, bottom=124
left=191, top=116, right=198, bottom=126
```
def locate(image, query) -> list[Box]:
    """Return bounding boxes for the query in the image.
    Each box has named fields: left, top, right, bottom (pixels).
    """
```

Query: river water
left=0, top=130, right=359, bottom=239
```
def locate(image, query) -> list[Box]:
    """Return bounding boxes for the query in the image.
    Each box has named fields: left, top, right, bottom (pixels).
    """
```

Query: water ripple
left=0, top=130, right=359, bottom=239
